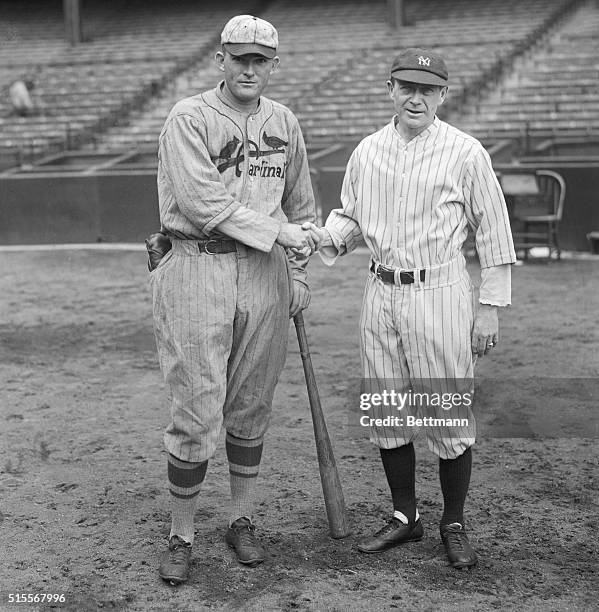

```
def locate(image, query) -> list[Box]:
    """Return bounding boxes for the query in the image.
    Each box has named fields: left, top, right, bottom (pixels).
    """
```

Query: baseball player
left=305, top=48, right=516, bottom=569
left=149, top=15, right=317, bottom=585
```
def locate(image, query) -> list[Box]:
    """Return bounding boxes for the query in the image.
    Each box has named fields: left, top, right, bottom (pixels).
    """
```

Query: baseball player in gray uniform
left=305, top=48, right=516, bottom=569
left=149, top=15, right=317, bottom=584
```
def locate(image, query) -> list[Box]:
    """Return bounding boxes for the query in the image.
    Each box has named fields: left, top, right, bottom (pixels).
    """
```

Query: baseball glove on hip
left=145, top=231, right=172, bottom=272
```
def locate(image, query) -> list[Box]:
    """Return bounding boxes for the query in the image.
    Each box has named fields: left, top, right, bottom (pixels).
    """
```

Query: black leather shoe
left=357, top=518, right=424, bottom=553
left=158, top=535, right=192, bottom=585
left=440, top=523, right=478, bottom=569
left=225, top=517, right=266, bottom=567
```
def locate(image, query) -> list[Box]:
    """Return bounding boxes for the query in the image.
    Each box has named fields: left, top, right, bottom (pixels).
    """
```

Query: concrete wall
left=0, top=171, right=159, bottom=244
left=1, top=161, right=597, bottom=251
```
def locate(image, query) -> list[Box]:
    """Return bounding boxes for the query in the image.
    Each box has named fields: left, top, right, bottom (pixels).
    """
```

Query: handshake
left=276, top=222, right=327, bottom=257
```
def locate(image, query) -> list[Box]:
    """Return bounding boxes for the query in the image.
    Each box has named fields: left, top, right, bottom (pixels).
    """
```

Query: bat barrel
left=293, top=312, right=351, bottom=539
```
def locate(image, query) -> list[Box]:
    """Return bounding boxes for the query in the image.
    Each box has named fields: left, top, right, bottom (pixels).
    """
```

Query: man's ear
left=386, top=79, right=394, bottom=98
left=215, top=51, right=225, bottom=72
left=270, top=56, right=280, bottom=74
left=438, top=86, right=448, bottom=105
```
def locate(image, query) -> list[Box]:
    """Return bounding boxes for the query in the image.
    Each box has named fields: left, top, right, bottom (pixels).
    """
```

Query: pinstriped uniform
left=152, top=85, right=315, bottom=464
left=325, top=117, right=516, bottom=459
left=151, top=239, right=291, bottom=462
left=360, top=258, right=475, bottom=459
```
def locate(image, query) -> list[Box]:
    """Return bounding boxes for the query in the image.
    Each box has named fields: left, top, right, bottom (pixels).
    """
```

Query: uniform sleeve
left=280, top=115, right=317, bottom=286
left=479, top=263, right=512, bottom=306
left=215, top=207, right=281, bottom=252
left=160, top=111, right=281, bottom=250
left=463, top=147, right=516, bottom=269
left=320, top=150, right=365, bottom=265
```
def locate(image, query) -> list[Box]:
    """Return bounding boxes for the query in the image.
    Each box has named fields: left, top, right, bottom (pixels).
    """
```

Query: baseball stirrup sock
left=439, top=446, right=472, bottom=527
left=167, top=453, right=208, bottom=545
left=380, top=443, right=417, bottom=523
left=226, top=432, right=263, bottom=526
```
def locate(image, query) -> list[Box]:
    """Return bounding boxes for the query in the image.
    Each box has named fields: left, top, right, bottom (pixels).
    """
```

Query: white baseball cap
left=220, top=14, right=278, bottom=59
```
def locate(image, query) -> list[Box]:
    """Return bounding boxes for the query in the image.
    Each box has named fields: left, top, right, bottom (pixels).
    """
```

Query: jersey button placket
left=248, top=117, right=256, bottom=187
left=395, top=144, right=407, bottom=260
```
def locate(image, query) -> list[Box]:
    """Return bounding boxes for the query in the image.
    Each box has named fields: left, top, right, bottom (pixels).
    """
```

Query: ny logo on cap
left=418, top=56, right=431, bottom=66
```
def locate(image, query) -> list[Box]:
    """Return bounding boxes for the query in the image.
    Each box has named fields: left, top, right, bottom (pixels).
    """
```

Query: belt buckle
left=377, top=264, right=393, bottom=283
left=203, top=239, right=218, bottom=255
left=399, top=270, right=415, bottom=284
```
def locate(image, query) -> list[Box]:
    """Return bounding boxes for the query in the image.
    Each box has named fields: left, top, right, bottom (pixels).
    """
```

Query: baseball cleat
left=357, top=517, right=424, bottom=553
left=225, top=517, right=266, bottom=567
left=440, top=523, right=478, bottom=569
left=158, top=535, right=192, bottom=585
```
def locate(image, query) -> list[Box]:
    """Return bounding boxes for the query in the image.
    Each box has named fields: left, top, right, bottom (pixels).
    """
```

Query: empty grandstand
left=2, top=0, right=594, bottom=162
left=0, top=0, right=257, bottom=165
left=1, top=0, right=598, bottom=249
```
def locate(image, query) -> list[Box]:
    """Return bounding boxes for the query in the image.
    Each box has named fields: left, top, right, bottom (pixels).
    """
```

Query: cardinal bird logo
left=215, top=132, right=288, bottom=176
left=217, top=135, right=240, bottom=161
left=262, top=132, right=288, bottom=150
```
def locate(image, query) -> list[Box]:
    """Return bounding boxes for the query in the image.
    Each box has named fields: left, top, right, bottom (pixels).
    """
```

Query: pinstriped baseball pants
left=150, top=239, right=291, bottom=463
left=360, top=256, right=476, bottom=460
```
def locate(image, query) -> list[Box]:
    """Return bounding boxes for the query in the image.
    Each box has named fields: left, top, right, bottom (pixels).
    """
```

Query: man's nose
left=243, top=62, right=255, bottom=76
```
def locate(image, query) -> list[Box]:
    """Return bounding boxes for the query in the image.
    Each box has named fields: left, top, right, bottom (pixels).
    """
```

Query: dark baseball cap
left=390, top=48, right=449, bottom=86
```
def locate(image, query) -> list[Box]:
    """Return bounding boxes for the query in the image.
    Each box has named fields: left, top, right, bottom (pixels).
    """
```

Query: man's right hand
left=300, top=222, right=328, bottom=249
left=277, top=223, right=316, bottom=255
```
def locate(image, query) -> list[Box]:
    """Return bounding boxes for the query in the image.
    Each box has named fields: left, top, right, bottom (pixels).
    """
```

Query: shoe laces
left=444, top=526, right=467, bottom=552
left=168, top=537, right=191, bottom=566
left=375, top=518, right=403, bottom=536
left=233, top=521, right=258, bottom=546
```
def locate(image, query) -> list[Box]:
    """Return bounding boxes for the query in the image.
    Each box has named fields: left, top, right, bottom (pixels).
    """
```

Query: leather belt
left=197, top=238, right=237, bottom=254
left=370, top=261, right=426, bottom=285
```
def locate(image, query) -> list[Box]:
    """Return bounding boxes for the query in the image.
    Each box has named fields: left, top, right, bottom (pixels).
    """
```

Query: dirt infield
left=0, top=248, right=597, bottom=612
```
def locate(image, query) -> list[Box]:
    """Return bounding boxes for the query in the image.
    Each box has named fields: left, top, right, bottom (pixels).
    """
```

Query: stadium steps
left=285, top=0, right=575, bottom=145
left=3, top=0, right=589, bottom=160
left=88, top=0, right=577, bottom=153
left=0, top=0, right=266, bottom=162
left=454, top=0, right=598, bottom=152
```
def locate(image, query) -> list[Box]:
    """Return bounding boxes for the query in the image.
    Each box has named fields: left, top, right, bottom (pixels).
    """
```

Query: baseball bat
left=293, top=311, right=351, bottom=539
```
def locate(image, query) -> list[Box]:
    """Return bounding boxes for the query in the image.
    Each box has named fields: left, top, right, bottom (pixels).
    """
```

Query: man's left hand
left=471, top=304, right=499, bottom=357
left=289, top=279, right=310, bottom=318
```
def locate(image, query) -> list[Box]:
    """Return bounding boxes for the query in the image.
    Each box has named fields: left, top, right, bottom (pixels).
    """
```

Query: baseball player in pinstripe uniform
left=305, top=48, right=516, bottom=569
left=149, top=15, right=318, bottom=584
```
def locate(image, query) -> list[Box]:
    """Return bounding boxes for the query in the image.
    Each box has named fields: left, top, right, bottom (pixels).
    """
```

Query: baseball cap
left=220, top=15, right=278, bottom=59
left=390, top=48, right=448, bottom=86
